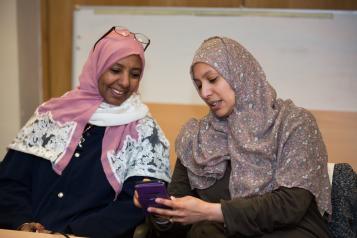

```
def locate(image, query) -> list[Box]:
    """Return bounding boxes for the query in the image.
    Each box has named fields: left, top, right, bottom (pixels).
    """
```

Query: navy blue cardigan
left=0, top=125, right=146, bottom=238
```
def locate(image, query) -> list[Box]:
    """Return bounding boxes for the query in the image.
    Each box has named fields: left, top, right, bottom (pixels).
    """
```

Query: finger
left=38, top=229, right=52, bottom=234
left=133, top=191, right=142, bottom=208
left=155, top=198, right=177, bottom=208
left=34, top=223, right=45, bottom=230
left=24, top=223, right=38, bottom=232
left=32, top=223, right=46, bottom=233
left=148, top=206, right=179, bottom=217
left=169, top=217, right=188, bottom=225
left=134, top=190, right=139, bottom=201
left=19, top=224, right=32, bottom=232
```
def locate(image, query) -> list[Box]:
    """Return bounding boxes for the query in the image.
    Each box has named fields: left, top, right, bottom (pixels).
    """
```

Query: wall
left=17, top=0, right=42, bottom=126
left=0, top=0, right=21, bottom=159
left=71, top=7, right=357, bottom=170
left=42, top=0, right=357, bottom=100
left=72, top=7, right=357, bottom=112
left=0, top=0, right=41, bottom=160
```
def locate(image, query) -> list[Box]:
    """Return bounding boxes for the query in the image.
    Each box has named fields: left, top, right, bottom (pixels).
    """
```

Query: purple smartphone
left=135, top=180, right=170, bottom=215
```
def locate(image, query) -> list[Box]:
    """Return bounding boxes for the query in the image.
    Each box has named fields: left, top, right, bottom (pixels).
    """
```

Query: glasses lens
left=134, top=33, right=149, bottom=45
left=112, top=26, right=150, bottom=51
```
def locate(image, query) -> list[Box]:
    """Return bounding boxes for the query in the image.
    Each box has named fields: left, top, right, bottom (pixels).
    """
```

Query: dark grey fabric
left=329, top=163, right=357, bottom=238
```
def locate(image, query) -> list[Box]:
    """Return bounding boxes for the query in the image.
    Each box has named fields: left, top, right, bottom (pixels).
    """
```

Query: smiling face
left=98, top=54, right=142, bottom=106
left=192, top=62, right=235, bottom=118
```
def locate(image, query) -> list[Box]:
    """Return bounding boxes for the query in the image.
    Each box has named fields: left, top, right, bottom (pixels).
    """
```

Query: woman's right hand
left=133, top=190, right=142, bottom=208
left=134, top=178, right=152, bottom=208
left=17, top=222, right=51, bottom=233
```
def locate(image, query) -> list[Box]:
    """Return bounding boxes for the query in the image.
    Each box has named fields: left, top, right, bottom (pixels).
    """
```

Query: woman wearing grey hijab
left=135, top=36, right=332, bottom=237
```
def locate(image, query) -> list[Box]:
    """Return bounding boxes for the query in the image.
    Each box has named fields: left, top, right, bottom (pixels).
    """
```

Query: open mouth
left=207, top=100, right=222, bottom=110
left=110, top=87, right=127, bottom=97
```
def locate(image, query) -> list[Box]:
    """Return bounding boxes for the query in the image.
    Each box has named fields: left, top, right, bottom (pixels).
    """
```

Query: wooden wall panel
left=312, top=110, right=357, bottom=169
left=74, top=0, right=241, bottom=7
left=41, top=0, right=74, bottom=100
left=147, top=104, right=208, bottom=171
left=148, top=103, right=357, bottom=172
left=244, top=0, right=357, bottom=10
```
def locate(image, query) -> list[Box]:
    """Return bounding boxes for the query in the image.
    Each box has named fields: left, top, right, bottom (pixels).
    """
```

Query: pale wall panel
left=42, top=0, right=357, bottom=100
left=72, top=7, right=357, bottom=112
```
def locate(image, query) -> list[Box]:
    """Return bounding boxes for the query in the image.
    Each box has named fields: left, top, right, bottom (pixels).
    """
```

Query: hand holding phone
left=135, top=180, right=170, bottom=215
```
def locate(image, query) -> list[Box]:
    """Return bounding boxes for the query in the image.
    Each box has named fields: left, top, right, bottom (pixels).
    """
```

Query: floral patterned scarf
left=176, top=36, right=331, bottom=214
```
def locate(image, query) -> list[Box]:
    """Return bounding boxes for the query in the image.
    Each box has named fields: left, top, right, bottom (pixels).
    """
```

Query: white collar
left=89, top=94, right=148, bottom=126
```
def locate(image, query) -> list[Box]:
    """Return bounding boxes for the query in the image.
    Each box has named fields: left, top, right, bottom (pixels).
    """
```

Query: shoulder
left=278, top=99, right=318, bottom=130
left=136, top=115, right=169, bottom=146
left=175, top=118, right=200, bottom=145
left=137, top=115, right=164, bottom=134
left=137, top=114, right=159, bottom=127
left=276, top=99, right=322, bottom=146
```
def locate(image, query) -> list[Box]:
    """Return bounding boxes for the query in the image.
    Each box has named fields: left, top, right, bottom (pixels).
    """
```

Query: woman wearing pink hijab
left=0, top=26, right=170, bottom=238
left=136, top=36, right=332, bottom=237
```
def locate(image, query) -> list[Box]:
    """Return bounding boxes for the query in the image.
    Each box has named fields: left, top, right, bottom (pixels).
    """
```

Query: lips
left=110, top=87, right=127, bottom=97
left=207, top=100, right=222, bottom=110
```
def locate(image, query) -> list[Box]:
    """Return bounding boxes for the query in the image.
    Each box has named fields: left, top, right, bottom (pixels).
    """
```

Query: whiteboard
left=72, top=7, right=357, bottom=111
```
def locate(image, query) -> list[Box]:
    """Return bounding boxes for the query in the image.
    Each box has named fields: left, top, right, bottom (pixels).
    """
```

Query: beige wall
left=0, top=0, right=21, bottom=159
left=17, top=0, right=42, bottom=125
left=0, top=0, right=41, bottom=160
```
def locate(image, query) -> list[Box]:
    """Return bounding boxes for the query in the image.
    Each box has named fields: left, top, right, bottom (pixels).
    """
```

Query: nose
left=118, top=72, right=130, bottom=88
left=200, top=81, right=212, bottom=99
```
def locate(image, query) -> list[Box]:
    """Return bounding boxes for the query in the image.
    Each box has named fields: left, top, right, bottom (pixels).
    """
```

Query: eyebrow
left=193, top=69, right=216, bottom=81
left=203, top=70, right=214, bottom=78
left=112, top=63, right=142, bottom=71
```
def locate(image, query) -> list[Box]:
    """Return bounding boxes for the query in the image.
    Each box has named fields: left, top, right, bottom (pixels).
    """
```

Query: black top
left=0, top=125, right=146, bottom=238
left=153, top=159, right=332, bottom=238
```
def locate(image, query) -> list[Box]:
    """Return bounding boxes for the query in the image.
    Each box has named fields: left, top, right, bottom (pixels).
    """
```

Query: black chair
left=328, top=163, right=357, bottom=238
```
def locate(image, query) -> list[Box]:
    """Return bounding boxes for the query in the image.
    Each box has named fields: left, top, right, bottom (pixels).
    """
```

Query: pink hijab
left=10, top=30, right=146, bottom=195
left=176, top=36, right=331, bottom=214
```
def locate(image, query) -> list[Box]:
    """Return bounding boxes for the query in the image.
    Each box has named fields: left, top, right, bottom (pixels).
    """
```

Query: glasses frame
left=93, top=26, right=151, bottom=51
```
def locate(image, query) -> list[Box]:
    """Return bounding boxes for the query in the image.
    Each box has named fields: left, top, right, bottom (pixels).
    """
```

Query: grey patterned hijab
left=176, top=36, right=331, bottom=214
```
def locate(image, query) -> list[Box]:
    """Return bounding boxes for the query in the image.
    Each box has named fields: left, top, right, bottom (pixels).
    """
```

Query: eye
left=130, top=70, right=142, bottom=79
left=110, top=67, right=122, bottom=74
left=193, top=80, right=202, bottom=89
left=208, top=76, right=218, bottom=83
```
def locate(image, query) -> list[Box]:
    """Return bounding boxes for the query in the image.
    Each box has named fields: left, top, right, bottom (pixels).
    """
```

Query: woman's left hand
left=17, top=222, right=51, bottom=233
left=148, top=196, right=223, bottom=225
